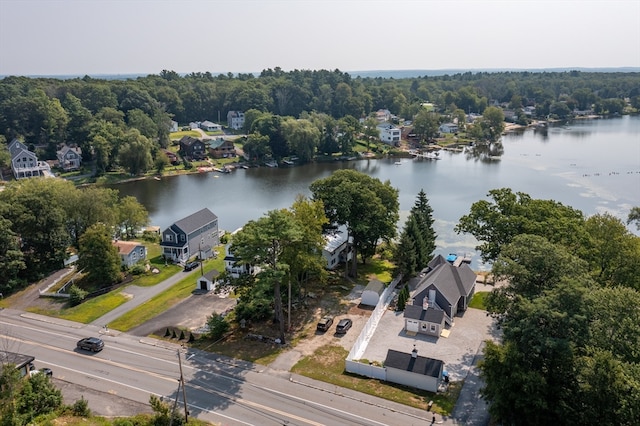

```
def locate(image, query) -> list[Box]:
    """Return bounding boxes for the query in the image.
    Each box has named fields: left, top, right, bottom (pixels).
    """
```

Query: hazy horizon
left=1, top=0, right=639, bottom=76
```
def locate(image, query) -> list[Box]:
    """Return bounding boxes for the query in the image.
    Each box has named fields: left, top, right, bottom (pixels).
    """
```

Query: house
left=439, top=123, right=458, bottom=134
left=0, top=351, right=35, bottom=378
left=408, top=254, right=477, bottom=325
left=56, top=144, right=82, bottom=171
left=178, top=136, right=206, bottom=160
left=112, top=240, right=147, bottom=268
left=384, top=347, right=443, bottom=393
left=361, top=279, right=385, bottom=307
left=227, top=111, right=245, bottom=130
left=189, top=122, right=200, bottom=130
left=322, top=231, right=352, bottom=270
left=169, top=120, right=179, bottom=132
left=375, top=109, right=392, bottom=122
left=377, top=123, right=401, bottom=146
left=403, top=305, right=445, bottom=337
left=200, top=120, right=222, bottom=132
left=207, top=138, right=236, bottom=158
left=162, top=149, right=179, bottom=165
left=9, top=139, right=52, bottom=179
left=160, top=208, right=219, bottom=264
left=196, top=269, right=220, bottom=292
left=223, top=243, right=257, bottom=278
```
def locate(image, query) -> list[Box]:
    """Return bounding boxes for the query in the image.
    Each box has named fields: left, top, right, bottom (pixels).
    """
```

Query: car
left=183, top=261, right=200, bottom=271
left=77, top=337, right=104, bottom=352
left=316, top=315, right=334, bottom=332
left=335, top=318, right=352, bottom=334
left=30, top=368, right=53, bottom=377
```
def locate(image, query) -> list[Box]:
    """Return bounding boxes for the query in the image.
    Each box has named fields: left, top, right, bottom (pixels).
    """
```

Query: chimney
left=411, top=344, right=418, bottom=359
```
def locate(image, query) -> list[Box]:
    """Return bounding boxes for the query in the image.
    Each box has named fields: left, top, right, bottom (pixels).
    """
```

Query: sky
left=1, top=0, right=639, bottom=76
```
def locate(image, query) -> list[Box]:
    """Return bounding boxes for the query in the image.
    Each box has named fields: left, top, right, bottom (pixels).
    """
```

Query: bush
left=206, top=311, right=230, bottom=341
left=130, top=263, right=146, bottom=275
left=68, top=284, right=88, bottom=306
left=72, top=396, right=91, bottom=416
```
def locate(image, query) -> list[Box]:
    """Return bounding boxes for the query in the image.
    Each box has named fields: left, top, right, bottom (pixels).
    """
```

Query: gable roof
left=203, top=269, right=220, bottom=281
left=173, top=208, right=217, bottom=234
left=412, top=258, right=476, bottom=306
left=178, top=136, right=203, bottom=147
left=112, top=240, right=144, bottom=256
left=364, top=279, right=385, bottom=295
left=404, top=305, right=445, bottom=323
left=207, top=138, right=232, bottom=149
left=384, top=349, right=443, bottom=378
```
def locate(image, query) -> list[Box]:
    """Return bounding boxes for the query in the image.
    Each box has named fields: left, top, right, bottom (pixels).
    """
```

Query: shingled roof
left=384, top=349, right=443, bottom=378
left=173, top=208, right=217, bottom=234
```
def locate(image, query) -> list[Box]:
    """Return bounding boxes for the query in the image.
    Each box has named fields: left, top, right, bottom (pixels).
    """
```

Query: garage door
left=406, top=319, right=419, bottom=333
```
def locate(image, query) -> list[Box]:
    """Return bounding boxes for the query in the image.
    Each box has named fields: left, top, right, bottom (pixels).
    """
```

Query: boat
left=282, top=159, right=294, bottom=166
left=394, top=161, right=402, bottom=165
left=264, top=160, right=278, bottom=168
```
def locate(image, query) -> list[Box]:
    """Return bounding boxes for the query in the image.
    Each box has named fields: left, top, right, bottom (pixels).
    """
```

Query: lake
left=114, top=115, right=640, bottom=270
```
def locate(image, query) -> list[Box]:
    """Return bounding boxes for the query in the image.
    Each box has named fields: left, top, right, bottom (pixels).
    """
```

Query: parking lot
left=360, top=306, right=500, bottom=381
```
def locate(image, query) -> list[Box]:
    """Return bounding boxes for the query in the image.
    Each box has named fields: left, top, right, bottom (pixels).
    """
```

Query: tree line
left=1, top=69, right=638, bottom=175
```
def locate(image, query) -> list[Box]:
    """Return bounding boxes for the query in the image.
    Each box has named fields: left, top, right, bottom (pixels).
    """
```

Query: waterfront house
left=196, top=269, right=220, bottom=292
left=439, top=123, right=458, bottom=134
left=207, top=138, right=236, bottom=158
left=112, top=240, right=147, bottom=268
left=377, top=123, right=401, bottom=146
left=361, top=279, right=385, bottom=307
left=384, top=347, right=443, bottom=393
left=227, top=111, right=245, bottom=130
left=160, top=208, right=219, bottom=264
left=223, top=243, right=257, bottom=278
left=56, top=144, right=82, bottom=171
left=179, top=136, right=206, bottom=160
left=375, top=109, right=392, bottom=122
left=408, top=254, right=476, bottom=326
left=322, top=231, right=353, bottom=270
left=9, top=139, right=52, bottom=179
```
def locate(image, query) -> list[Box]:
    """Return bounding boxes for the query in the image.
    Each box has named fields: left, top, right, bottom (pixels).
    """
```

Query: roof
left=207, top=138, right=231, bottom=149
left=363, top=279, right=385, bottom=295
left=173, top=208, right=218, bottom=234
left=412, top=257, right=476, bottom=306
left=404, top=305, right=445, bottom=323
left=384, top=349, right=443, bottom=378
left=323, top=232, right=348, bottom=254
left=178, top=136, right=203, bottom=147
left=203, top=269, right=220, bottom=281
left=0, top=351, right=35, bottom=371
left=112, top=240, right=144, bottom=256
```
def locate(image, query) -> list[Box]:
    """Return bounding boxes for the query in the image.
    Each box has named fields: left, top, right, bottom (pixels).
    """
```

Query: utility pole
left=177, top=349, right=188, bottom=423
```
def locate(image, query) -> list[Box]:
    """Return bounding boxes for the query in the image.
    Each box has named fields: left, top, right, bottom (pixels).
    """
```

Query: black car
left=316, top=315, right=334, bottom=332
left=335, top=318, right=352, bottom=334
left=77, top=337, right=104, bottom=352
left=183, top=261, right=200, bottom=271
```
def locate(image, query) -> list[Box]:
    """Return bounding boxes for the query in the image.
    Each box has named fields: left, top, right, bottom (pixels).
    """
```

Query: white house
left=322, top=231, right=353, bottom=270
left=377, top=123, right=401, bottom=146
left=223, top=244, right=257, bottom=278
left=9, top=139, right=52, bottom=179
left=439, top=123, right=458, bottom=134
left=384, top=348, right=443, bottom=393
left=170, top=120, right=179, bottom=132
left=361, top=279, right=385, bottom=306
left=200, top=121, right=222, bottom=132
left=375, top=109, right=392, bottom=122
left=196, top=269, right=220, bottom=292
left=227, top=111, right=245, bottom=130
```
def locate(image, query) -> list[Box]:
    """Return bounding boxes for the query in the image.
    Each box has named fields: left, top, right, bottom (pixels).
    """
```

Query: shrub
left=206, top=311, right=230, bottom=341
left=130, top=263, right=146, bottom=275
left=68, top=284, right=88, bottom=306
left=72, top=396, right=91, bottom=416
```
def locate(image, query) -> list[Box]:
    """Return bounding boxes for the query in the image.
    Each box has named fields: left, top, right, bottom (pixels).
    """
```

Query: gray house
left=408, top=254, right=476, bottom=325
left=112, top=240, right=147, bottom=268
left=9, top=139, right=51, bottom=179
left=384, top=348, right=443, bottom=393
left=160, top=208, right=219, bottom=264
left=403, top=305, right=445, bottom=337
left=56, top=144, right=82, bottom=171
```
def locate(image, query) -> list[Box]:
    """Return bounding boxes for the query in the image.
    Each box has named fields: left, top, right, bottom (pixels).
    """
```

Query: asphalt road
left=0, top=308, right=436, bottom=425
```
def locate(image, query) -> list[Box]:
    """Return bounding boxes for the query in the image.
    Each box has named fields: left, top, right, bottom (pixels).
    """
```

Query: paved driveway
left=360, top=307, right=499, bottom=381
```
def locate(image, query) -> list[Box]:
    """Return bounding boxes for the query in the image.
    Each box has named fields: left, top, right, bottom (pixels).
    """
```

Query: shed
left=361, top=279, right=385, bottom=306
left=0, top=351, right=35, bottom=378
left=384, top=348, right=443, bottom=393
left=196, top=269, right=220, bottom=292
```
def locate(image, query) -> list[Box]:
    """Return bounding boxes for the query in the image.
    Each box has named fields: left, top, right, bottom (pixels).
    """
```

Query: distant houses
left=377, top=123, right=401, bottom=146
left=227, top=111, right=245, bottom=130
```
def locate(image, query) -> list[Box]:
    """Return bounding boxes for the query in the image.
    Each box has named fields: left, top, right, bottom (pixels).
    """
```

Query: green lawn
left=291, top=345, right=461, bottom=414
left=469, top=291, right=490, bottom=310
left=28, top=291, right=130, bottom=323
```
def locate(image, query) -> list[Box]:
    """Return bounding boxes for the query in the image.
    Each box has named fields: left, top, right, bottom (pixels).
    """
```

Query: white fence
left=345, top=274, right=401, bottom=379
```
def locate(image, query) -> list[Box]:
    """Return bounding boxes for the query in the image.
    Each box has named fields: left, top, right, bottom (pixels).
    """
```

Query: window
left=430, top=324, right=437, bottom=332
left=166, top=235, right=172, bottom=242
left=180, top=234, right=186, bottom=242
left=421, top=323, right=427, bottom=330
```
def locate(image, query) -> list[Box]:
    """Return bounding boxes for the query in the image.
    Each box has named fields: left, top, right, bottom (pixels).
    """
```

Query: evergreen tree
left=410, top=189, right=437, bottom=261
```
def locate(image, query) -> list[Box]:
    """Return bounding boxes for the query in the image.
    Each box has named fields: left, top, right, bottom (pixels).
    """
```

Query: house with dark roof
left=160, top=208, right=219, bottom=264
left=207, top=138, right=236, bottom=158
left=404, top=305, right=445, bottom=337
left=0, top=351, right=35, bottom=378
left=384, top=347, right=443, bottom=392
left=178, top=136, right=206, bottom=160
left=408, top=254, right=477, bottom=326
left=361, top=279, right=385, bottom=306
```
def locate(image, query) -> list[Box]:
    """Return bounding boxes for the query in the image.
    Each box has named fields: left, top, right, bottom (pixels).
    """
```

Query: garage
left=406, top=319, right=419, bottom=333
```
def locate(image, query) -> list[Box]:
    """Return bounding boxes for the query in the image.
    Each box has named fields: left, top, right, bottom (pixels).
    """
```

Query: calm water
left=114, top=116, right=640, bottom=270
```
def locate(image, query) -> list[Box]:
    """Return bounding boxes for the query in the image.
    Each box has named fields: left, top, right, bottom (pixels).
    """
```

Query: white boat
left=264, top=160, right=278, bottom=168
left=394, top=161, right=402, bottom=165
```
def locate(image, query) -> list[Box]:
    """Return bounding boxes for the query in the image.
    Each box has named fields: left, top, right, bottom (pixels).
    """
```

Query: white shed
left=384, top=348, right=443, bottom=393
left=361, top=279, right=385, bottom=307
left=196, top=269, right=220, bottom=292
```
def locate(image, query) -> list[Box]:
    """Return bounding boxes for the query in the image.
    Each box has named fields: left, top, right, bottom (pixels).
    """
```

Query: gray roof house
left=404, top=305, right=445, bottom=337
left=9, top=139, right=51, bottom=179
left=160, top=208, right=219, bottom=264
left=384, top=348, right=443, bottom=393
left=56, top=144, right=82, bottom=171
left=408, top=254, right=477, bottom=325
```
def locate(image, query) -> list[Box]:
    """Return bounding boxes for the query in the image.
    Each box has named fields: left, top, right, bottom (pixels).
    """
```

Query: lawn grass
left=469, top=291, right=490, bottom=310
left=28, top=291, right=130, bottom=323
left=291, top=345, right=461, bottom=414
left=355, top=257, right=395, bottom=285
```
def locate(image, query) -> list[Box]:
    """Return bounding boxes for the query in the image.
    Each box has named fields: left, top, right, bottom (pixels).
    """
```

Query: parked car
left=316, top=315, right=334, bottom=332
left=30, top=368, right=53, bottom=377
left=183, top=261, right=200, bottom=271
left=335, top=318, right=352, bottom=334
left=77, top=337, right=104, bottom=352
